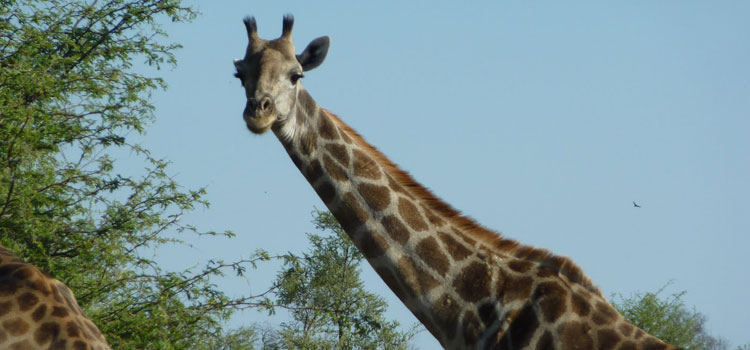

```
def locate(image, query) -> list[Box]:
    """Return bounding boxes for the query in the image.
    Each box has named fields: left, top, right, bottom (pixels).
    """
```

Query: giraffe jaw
left=244, top=113, right=277, bottom=134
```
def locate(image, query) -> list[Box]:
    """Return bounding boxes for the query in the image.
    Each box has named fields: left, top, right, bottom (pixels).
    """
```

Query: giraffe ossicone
left=233, top=15, right=678, bottom=350
left=0, top=245, right=111, bottom=350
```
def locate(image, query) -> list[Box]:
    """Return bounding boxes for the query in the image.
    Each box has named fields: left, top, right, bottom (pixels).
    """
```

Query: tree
left=611, top=283, right=731, bottom=350
left=1, top=1, right=273, bottom=349
left=270, top=210, right=419, bottom=350
left=204, top=326, right=261, bottom=350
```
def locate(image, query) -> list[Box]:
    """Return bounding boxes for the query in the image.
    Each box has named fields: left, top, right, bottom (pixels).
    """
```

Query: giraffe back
left=0, top=245, right=111, bottom=350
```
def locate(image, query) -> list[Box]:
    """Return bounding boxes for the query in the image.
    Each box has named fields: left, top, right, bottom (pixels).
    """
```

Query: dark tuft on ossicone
left=243, top=16, right=257, bottom=36
left=281, top=14, right=294, bottom=39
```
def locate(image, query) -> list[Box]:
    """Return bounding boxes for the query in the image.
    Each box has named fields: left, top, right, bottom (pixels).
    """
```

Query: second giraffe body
left=233, top=16, right=677, bottom=350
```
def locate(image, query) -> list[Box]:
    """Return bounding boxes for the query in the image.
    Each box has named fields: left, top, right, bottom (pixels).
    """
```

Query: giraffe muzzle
left=243, top=94, right=277, bottom=134
left=246, top=95, right=275, bottom=115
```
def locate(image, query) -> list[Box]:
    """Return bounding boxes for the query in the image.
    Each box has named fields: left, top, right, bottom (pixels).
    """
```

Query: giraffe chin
left=244, top=114, right=276, bottom=134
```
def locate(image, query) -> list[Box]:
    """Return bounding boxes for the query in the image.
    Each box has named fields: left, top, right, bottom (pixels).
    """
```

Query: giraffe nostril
left=260, top=98, right=272, bottom=111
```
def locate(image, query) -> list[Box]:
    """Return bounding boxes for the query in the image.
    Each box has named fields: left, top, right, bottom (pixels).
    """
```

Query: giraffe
left=0, top=244, right=111, bottom=350
left=232, top=15, right=678, bottom=350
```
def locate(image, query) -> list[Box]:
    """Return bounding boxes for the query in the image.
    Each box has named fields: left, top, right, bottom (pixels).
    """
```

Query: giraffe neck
left=269, top=87, right=676, bottom=349
left=274, top=88, right=468, bottom=343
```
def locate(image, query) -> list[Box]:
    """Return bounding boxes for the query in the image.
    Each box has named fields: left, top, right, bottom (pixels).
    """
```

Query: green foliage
left=0, top=1, right=275, bottom=349
left=611, top=283, right=727, bottom=350
left=203, top=326, right=261, bottom=350
left=270, top=210, right=418, bottom=350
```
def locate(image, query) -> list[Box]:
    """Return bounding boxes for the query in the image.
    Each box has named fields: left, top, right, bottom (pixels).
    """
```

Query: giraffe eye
left=290, top=72, right=304, bottom=85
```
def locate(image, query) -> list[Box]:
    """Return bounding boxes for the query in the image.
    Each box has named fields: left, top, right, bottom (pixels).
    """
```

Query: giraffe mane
left=323, top=109, right=604, bottom=297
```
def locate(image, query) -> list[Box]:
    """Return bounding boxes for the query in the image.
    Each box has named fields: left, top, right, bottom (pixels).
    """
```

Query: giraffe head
left=233, top=15, right=329, bottom=134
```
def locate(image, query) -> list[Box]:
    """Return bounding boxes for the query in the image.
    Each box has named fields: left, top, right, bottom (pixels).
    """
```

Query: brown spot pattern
left=17, top=292, right=39, bottom=311
left=508, top=259, right=533, bottom=273
left=536, top=331, right=554, bottom=350
left=318, top=115, right=339, bottom=140
left=500, top=303, right=539, bottom=349
left=598, top=328, right=622, bottom=349
left=34, top=322, right=61, bottom=345
left=66, top=321, right=82, bottom=338
left=357, top=183, right=391, bottom=211
left=51, top=306, right=69, bottom=318
left=618, top=322, right=634, bottom=337
left=297, top=89, right=317, bottom=118
left=323, top=154, right=347, bottom=182
left=415, top=237, right=450, bottom=275
left=325, top=143, right=349, bottom=166
left=32, top=279, right=52, bottom=296
left=314, top=180, right=336, bottom=204
left=559, top=321, right=593, bottom=350
left=304, top=159, right=324, bottom=183
left=0, top=263, right=23, bottom=277
left=73, top=340, right=88, bottom=350
left=337, top=192, right=369, bottom=233
left=398, top=198, right=428, bottom=231
left=3, top=318, right=29, bottom=336
left=9, top=340, right=33, bottom=349
left=358, top=233, right=389, bottom=260
left=352, top=149, right=381, bottom=180
left=381, top=215, right=410, bottom=245
left=421, top=205, right=446, bottom=226
left=453, top=262, right=491, bottom=303
left=397, top=256, right=439, bottom=296
left=438, top=232, right=472, bottom=261
left=502, top=274, right=533, bottom=304
left=619, top=340, right=637, bottom=350
left=0, top=301, right=13, bottom=316
left=535, top=281, right=568, bottom=323
left=31, top=304, right=47, bottom=322
left=643, top=337, right=669, bottom=350
left=12, top=267, right=33, bottom=280
left=571, top=293, right=591, bottom=317
left=536, top=267, right=556, bottom=278
left=0, top=246, right=109, bottom=349
left=593, top=301, right=619, bottom=325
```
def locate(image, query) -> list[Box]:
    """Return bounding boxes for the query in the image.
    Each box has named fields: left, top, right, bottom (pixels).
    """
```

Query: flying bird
left=633, top=201, right=641, bottom=208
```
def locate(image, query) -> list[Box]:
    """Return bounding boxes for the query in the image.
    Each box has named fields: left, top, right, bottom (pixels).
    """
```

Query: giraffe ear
left=297, top=36, right=329, bottom=72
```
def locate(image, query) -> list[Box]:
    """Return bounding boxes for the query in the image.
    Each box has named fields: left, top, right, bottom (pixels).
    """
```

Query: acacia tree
left=271, top=210, right=418, bottom=350
left=611, top=284, right=740, bottom=350
left=1, top=1, right=273, bottom=349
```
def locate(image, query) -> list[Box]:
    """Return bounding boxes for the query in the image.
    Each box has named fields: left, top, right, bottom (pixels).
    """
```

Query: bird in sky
left=633, top=201, right=641, bottom=208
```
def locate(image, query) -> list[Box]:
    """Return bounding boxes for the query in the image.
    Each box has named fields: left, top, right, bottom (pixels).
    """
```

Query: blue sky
left=139, top=1, right=749, bottom=348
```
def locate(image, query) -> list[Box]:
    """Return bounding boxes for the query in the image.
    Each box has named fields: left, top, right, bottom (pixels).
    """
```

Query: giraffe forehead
left=246, top=40, right=296, bottom=66
left=239, top=44, right=298, bottom=81
left=255, top=49, right=297, bottom=76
